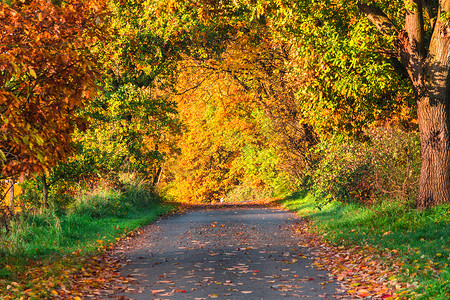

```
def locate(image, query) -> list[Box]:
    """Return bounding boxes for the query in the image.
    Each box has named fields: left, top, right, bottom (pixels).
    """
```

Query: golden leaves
left=168, top=57, right=260, bottom=203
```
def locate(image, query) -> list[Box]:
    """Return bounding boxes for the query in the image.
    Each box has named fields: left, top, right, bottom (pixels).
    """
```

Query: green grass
left=0, top=182, right=175, bottom=298
left=3, top=204, right=170, bottom=257
left=281, top=191, right=450, bottom=299
left=2, top=184, right=174, bottom=257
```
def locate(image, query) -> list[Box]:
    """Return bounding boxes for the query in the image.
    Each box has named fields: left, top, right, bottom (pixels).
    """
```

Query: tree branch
left=358, top=4, right=399, bottom=37
left=404, top=0, right=426, bottom=59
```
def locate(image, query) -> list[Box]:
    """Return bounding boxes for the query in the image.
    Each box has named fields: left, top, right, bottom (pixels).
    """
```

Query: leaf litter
left=293, top=221, right=407, bottom=299
left=1, top=207, right=410, bottom=299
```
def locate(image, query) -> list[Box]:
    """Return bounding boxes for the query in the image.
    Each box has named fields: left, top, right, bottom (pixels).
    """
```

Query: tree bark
left=416, top=1, right=450, bottom=208
left=361, top=0, right=450, bottom=208
left=152, top=166, right=163, bottom=186
left=20, top=185, right=25, bottom=211
left=416, top=95, right=450, bottom=208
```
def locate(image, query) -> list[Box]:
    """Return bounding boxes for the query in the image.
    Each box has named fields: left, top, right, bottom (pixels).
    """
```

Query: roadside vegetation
left=0, top=176, right=173, bottom=299
left=282, top=192, right=450, bottom=299
left=280, top=130, right=450, bottom=299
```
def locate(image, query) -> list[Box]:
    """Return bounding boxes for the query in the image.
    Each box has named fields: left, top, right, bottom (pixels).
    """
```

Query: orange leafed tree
left=0, top=0, right=107, bottom=178
left=169, top=58, right=260, bottom=203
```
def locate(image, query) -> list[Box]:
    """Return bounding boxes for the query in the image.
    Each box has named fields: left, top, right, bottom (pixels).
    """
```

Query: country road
left=108, top=207, right=344, bottom=299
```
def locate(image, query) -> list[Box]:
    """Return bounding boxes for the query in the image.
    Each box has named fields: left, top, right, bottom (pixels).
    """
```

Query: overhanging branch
left=358, top=4, right=399, bottom=37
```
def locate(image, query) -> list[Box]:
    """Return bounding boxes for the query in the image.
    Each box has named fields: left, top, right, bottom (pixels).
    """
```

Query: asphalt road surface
left=113, top=207, right=343, bottom=299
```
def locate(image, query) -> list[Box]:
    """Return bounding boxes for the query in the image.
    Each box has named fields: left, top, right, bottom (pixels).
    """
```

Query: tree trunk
left=360, top=1, right=450, bottom=208
left=415, top=8, right=450, bottom=208
left=152, top=166, right=163, bottom=186
left=41, top=174, right=49, bottom=209
left=416, top=96, right=450, bottom=208
left=20, top=185, right=25, bottom=210
left=9, top=178, right=14, bottom=210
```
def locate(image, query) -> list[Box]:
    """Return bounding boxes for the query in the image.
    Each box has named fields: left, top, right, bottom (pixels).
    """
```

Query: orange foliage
left=167, top=58, right=259, bottom=203
left=0, top=0, right=107, bottom=177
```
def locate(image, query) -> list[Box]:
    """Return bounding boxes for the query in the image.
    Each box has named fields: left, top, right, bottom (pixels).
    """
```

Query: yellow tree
left=168, top=58, right=260, bottom=203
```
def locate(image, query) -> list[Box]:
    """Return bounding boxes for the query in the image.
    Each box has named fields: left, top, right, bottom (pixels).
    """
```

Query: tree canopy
left=0, top=0, right=106, bottom=177
left=3, top=0, right=450, bottom=210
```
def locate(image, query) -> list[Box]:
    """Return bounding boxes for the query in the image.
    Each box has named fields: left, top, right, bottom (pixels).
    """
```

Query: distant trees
left=169, top=61, right=269, bottom=202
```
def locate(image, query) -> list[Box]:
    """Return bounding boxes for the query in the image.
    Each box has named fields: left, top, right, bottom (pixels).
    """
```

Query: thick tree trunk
left=416, top=96, right=450, bottom=208
left=415, top=6, right=450, bottom=208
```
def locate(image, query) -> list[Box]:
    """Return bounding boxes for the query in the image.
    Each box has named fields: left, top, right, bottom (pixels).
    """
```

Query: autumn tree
left=357, top=1, right=450, bottom=208
left=169, top=63, right=249, bottom=203
left=209, top=30, right=321, bottom=177
left=101, top=0, right=194, bottom=185
left=35, top=0, right=187, bottom=201
left=0, top=0, right=106, bottom=180
left=73, top=83, right=181, bottom=186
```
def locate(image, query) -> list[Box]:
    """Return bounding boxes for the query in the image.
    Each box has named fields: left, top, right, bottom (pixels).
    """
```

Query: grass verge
left=0, top=183, right=176, bottom=299
left=281, top=190, right=450, bottom=300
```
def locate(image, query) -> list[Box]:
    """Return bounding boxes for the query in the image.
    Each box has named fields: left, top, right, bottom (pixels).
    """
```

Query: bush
left=370, top=127, right=421, bottom=205
left=311, top=137, right=374, bottom=206
left=311, top=126, right=420, bottom=206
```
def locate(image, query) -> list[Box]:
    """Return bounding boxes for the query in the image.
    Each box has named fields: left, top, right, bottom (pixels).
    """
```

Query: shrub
left=311, top=126, right=420, bottom=206
left=69, top=179, right=158, bottom=218
left=370, top=127, right=421, bottom=205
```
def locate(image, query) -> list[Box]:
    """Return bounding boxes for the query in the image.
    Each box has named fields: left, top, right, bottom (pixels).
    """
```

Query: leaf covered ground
left=282, top=193, right=450, bottom=299
left=3, top=200, right=446, bottom=299
left=294, top=221, right=405, bottom=299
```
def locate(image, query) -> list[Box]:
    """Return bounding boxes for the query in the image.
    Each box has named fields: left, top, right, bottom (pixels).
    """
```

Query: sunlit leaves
left=168, top=59, right=267, bottom=203
left=49, top=0, right=186, bottom=191
left=0, top=0, right=107, bottom=177
left=76, top=82, right=181, bottom=183
left=280, top=1, right=414, bottom=137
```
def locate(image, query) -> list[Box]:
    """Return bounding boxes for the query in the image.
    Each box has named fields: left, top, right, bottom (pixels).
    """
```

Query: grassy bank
left=281, top=191, right=450, bottom=299
left=0, top=182, right=175, bottom=299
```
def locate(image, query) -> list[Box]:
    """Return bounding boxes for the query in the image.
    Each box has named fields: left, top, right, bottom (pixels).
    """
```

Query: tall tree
left=358, top=0, right=450, bottom=208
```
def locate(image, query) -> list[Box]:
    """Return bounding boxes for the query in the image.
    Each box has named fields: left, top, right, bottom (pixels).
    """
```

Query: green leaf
left=35, top=135, right=45, bottom=146
left=0, top=150, right=6, bottom=162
